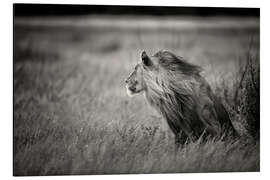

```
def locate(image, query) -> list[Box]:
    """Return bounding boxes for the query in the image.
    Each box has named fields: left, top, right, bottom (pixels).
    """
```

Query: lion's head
left=125, top=63, right=145, bottom=97
left=125, top=50, right=201, bottom=97
left=125, top=51, right=154, bottom=97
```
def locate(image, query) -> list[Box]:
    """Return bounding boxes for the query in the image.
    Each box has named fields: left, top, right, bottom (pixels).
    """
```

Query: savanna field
left=14, top=16, right=260, bottom=175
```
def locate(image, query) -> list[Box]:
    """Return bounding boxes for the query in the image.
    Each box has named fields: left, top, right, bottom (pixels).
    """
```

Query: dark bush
left=233, top=42, right=260, bottom=139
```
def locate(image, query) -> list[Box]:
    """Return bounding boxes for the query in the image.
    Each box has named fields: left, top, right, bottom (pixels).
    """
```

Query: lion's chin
left=126, top=88, right=137, bottom=97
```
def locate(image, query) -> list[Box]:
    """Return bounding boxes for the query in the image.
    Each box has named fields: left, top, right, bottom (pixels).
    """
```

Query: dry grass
left=14, top=16, right=260, bottom=176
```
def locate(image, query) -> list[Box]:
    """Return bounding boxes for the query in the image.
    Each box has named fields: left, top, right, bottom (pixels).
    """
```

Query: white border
left=1, top=0, right=268, bottom=180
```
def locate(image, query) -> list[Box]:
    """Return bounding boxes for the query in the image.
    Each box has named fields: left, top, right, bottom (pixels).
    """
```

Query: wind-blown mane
left=141, top=50, right=235, bottom=142
left=153, top=50, right=202, bottom=76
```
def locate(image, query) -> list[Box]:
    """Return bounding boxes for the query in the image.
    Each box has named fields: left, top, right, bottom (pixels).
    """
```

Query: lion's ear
left=141, top=51, right=153, bottom=67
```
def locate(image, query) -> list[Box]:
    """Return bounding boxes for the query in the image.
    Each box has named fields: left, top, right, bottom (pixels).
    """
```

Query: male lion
left=125, top=50, right=237, bottom=144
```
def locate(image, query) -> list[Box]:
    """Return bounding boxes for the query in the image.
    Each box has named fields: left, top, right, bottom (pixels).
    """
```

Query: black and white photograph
left=13, top=3, right=260, bottom=176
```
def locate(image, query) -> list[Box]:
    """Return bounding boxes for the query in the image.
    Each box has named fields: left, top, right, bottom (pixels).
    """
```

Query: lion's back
left=196, top=76, right=236, bottom=134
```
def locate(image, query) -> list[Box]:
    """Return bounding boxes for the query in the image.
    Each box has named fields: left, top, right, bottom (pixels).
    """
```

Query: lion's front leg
left=201, top=104, right=222, bottom=137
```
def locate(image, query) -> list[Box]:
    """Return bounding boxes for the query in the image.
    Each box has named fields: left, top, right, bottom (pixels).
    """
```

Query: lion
left=125, top=50, right=237, bottom=144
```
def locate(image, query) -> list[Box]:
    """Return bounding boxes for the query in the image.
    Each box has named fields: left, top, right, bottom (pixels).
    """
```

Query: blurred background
left=14, top=4, right=260, bottom=175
